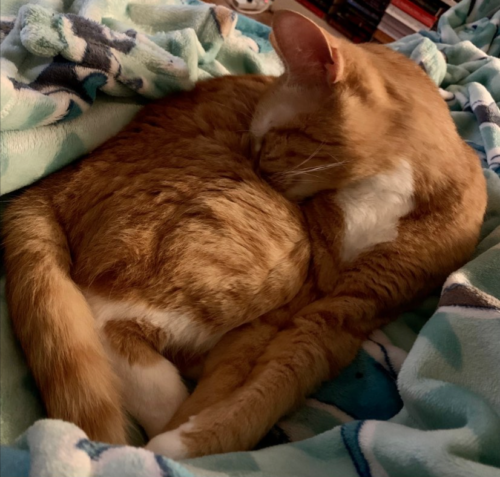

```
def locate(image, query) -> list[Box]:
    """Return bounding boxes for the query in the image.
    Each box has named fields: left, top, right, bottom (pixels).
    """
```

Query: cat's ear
left=271, top=11, right=343, bottom=87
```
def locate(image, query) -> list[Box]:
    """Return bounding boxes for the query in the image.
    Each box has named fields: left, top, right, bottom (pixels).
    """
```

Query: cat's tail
left=2, top=192, right=127, bottom=444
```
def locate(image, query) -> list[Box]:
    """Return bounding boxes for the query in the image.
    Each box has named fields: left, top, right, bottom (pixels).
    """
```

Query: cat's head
left=250, top=11, right=403, bottom=201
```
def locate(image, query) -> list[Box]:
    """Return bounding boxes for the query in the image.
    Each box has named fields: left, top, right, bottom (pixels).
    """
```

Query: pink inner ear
left=272, top=11, right=340, bottom=86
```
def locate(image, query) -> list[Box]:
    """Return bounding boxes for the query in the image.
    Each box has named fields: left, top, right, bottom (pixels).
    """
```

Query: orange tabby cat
left=2, top=74, right=310, bottom=444
left=3, top=11, right=485, bottom=458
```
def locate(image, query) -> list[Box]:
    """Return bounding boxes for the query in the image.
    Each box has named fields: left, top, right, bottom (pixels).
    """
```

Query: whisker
left=300, top=162, right=346, bottom=173
left=287, top=143, right=325, bottom=173
left=281, top=161, right=346, bottom=177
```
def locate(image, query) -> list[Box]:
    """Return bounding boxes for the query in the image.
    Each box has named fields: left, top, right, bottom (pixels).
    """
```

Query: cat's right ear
left=271, top=11, right=344, bottom=88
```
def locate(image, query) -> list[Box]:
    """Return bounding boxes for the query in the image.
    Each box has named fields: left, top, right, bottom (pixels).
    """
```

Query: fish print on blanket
left=2, top=4, right=229, bottom=131
left=8, top=13, right=143, bottom=125
left=0, top=0, right=283, bottom=195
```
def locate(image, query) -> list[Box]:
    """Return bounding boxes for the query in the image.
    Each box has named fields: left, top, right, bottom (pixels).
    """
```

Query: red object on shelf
left=391, top=0, right=437, bottom=27
left=294, top=0, right=326, bottom=18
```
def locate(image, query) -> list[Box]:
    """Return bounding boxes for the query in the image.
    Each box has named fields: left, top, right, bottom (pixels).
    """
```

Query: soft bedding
left=1, top=0, right=500, bottom=476
left=0, top=0, right=281, bottom=195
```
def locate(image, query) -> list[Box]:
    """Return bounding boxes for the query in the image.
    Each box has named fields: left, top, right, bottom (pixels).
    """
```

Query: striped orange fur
left=3, top=11, right=486, bottom=457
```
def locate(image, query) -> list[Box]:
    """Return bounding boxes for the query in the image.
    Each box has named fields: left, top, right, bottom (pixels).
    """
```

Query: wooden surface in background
left=204, top=0, right=274, bottom=25
left=372, top=28, right=394, bottom=44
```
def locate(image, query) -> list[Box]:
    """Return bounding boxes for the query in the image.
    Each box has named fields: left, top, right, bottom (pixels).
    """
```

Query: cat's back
left=359, top=43, right=486, bottom=257
left=37, top=75, right=276, bottom=229
left=361, top=44, right=454, bottom=133
left=55, top=75, right=273, bottom=187
left=8, top=75, right=309, bottom=305
left=361, top=43, right=483, bottom=178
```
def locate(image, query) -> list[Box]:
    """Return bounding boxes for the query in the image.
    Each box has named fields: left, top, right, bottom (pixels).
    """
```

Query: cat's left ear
left=271, top=11, right=344, bottom=88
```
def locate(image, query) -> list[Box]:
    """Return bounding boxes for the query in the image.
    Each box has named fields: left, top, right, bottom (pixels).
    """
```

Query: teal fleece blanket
left=1, top=0, right=500, bottom=476
left=0, top=0, right=281, bottom=195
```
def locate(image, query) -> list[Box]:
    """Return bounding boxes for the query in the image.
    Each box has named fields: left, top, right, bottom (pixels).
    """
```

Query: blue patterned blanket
left=1, top=0, right=500, bottom=476
left=0, top=0, right=281, bottom=195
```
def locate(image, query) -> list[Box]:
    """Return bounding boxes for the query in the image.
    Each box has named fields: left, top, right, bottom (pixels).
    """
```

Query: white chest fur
left=336, top=160, right=415, bottom=263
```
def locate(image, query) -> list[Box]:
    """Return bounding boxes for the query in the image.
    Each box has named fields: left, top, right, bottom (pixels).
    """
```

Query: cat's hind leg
left=146, top=224, right=449, bottom=457
left=145, top=305, right=366, bottom=458
left=100, top=319, right=189, bottom=439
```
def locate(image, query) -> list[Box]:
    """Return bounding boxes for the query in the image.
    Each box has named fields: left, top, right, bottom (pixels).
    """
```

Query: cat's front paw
left=145, top=421, right=193, bottom=460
